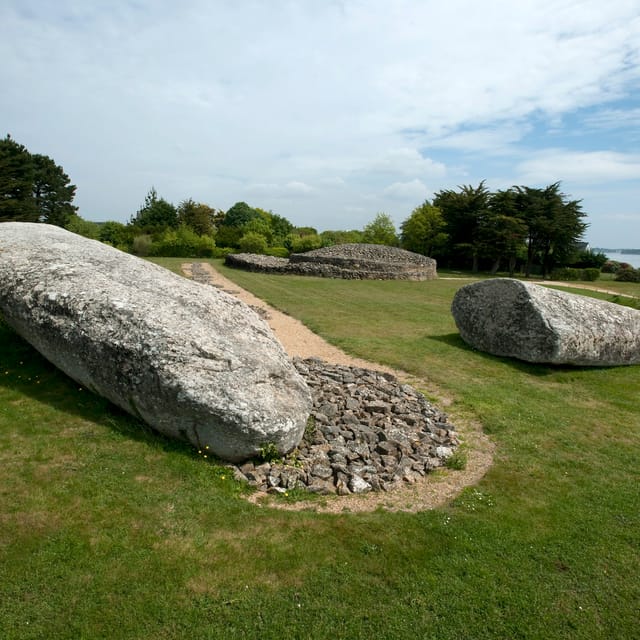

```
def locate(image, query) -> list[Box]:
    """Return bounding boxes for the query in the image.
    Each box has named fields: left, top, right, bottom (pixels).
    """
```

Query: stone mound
left=0, top=222, right=312, bottom=462
left=225, top=243, right=437, bottom=280
left=228, top=358, right=459, bottom=495
left=451, top=278, right=640, bottom=366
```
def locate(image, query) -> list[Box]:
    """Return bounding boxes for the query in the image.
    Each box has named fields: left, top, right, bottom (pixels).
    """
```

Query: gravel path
left=182, top=262, right=494, bottom=513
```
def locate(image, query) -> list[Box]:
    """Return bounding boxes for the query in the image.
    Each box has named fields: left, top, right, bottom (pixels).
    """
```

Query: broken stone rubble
left=226, top=358, right=459, bottom=495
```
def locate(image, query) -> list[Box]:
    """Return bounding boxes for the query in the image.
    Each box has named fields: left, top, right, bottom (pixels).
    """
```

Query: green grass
left=1, top=261, right=639, bottom=639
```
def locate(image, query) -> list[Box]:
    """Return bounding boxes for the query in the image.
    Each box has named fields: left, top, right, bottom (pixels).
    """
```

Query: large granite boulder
left=451, top=278, right=640, bottom=366
left=0, top=222, right=312, bottom=461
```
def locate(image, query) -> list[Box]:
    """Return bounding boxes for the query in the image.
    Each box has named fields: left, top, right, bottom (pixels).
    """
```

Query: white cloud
left=517, top=150, right=640, bottom=184
left=0, top=0, right=639, bottom=243
left=383, top=179, right=430, bottom=200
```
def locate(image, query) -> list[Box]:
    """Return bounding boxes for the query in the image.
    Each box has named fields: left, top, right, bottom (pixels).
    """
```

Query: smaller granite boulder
left=451, top=278, right=640, bottom=366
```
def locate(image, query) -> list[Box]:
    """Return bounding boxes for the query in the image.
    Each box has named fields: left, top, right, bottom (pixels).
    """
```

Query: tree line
left=1, top=135, right=612, bottom=278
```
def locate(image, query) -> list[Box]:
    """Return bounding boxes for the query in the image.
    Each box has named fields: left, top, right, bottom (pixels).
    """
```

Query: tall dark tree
left=433, top=181, right=490, bottom=270
left=0, top=135, right=38, bottom=222
left=513, top=183, right=588, bottom=277
left=132, top=187, right=178, bottom=230
left=31, top=153, right=77, bottom=227
left=477, top=189, right=528, bottom=274
left=0, top=135, right=78, bottom=226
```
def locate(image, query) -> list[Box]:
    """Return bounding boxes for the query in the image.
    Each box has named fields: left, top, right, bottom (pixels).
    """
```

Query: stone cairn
left=189, top=262, right=459, bottom=495
left=225, top=243, right=437, bottom=281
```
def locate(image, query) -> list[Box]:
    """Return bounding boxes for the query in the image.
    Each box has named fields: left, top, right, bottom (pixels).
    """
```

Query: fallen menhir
left=451, top=278, right=640, bottom=366
left=0, top=222, right=311, bottom=462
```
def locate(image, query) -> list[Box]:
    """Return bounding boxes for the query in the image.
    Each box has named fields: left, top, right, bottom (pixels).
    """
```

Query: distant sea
left=604, top=252, right=640, bottom=269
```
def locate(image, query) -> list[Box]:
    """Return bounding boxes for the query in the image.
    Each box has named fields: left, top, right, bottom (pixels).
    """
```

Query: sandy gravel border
left=183, top=263, right=494, bottom=513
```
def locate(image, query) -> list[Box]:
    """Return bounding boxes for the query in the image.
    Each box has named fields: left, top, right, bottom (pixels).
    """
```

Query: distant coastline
left=594, top=248, right=640, bottom=269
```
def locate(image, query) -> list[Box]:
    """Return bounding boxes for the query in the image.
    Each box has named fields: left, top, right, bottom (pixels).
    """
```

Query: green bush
left=551, top=267, right=600, bottom=282
left=132, top=234, right=153, bottom=256
left=615, top=267, right=640, bottom=282
left=551, top=267, right=582, bottom=281
left=211, top=247, right=235, bottom=258
left=287, top=233, right=323, bottom=253
left=583, top=268, right=600, bottom=281
left=151, top=226, right=216, bottom=257
left=238, top=231, right=268, bottom=254
left=265, top=246, right=290, bottom=258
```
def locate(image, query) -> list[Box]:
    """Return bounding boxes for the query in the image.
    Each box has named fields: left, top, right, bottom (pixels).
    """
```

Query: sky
left=1, top=0, right=639, bottom=248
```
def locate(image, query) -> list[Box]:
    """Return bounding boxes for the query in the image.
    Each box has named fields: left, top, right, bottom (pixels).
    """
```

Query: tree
left=31, top=153, right=77, bottom=227
left=476, top=213, right=527, bottom=275
left=0, top=135, right=78, bottom=226
left=400, top=201, right=448, bottom=256
left=243, top=216, right=274, bottom=246
left=222, top=201, right=259, bottom=228
left=362, top=213, right=398, bottom=246
left=177, top=199, right=217, bottom=236
left=472, top=189, right=528, bottom=274
left=132, top=187, right=178, bottom=230
left=433, top=182, right=491, bottom=271
left=99, top=221, right=132, bottom=248
left=0, top=135, right=38, bottom=221
left=513, top=183, right=588, bottom=277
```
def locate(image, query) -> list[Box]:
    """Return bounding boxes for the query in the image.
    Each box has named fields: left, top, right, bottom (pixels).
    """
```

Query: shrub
left=551, top=267, right=582, bottom=281
left=583, top=268, right=601, bottom=281
left=132, top=234, right=153, bottom=256
left=265, top=246, right=289, bottom=258
left=238, top=232, right=268, bottom=254
left=551, top=267, right=600, bottom=282
left=287, top=233, right=323, bottom=253
left=211, top=247, right=235, bottom=259
left=615, top=267, right=640, bottom=283
left=601, top=260, right=621, bottom=274
left=151, top=226, right=216, bottom=257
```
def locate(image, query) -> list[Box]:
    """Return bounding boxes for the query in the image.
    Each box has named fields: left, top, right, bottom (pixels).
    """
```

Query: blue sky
left=2, top=0, right=639, bottom=247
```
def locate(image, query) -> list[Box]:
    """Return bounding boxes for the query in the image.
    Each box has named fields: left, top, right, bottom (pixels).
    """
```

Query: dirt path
left=182, top=262, right=494, bottom=513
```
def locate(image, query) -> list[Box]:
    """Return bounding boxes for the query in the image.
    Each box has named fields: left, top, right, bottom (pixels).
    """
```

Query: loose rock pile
left=225, top=243, right=437, bottom=280
left=229, top=358, right=459, bottom=495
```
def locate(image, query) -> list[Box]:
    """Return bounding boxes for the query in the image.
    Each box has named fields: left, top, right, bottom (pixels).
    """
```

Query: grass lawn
left=1, top=259, right=638, bottom=639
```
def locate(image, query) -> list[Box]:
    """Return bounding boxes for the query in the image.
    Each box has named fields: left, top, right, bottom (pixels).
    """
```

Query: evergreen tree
left=32, top=153, right=77, bottom=227
left=132, top=187, right=178, bottom=230
left=0, top=135, right=77, bottom=226
left=0, top=135, right=38, bottom=222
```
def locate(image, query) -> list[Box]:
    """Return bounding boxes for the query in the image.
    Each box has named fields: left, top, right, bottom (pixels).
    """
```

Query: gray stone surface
left=451, top=278, right=640, bottom=366
left=225, top=358, right=460, bottom=495
left=225, top=243, right=437, bottom=280
left=0, top=222, right=312, bottom=461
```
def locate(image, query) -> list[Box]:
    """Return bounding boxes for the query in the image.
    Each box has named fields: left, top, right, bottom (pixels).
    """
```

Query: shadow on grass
left=0, top=320, right=196, bottom=459
left=429, top=332, right=612, bottom=376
